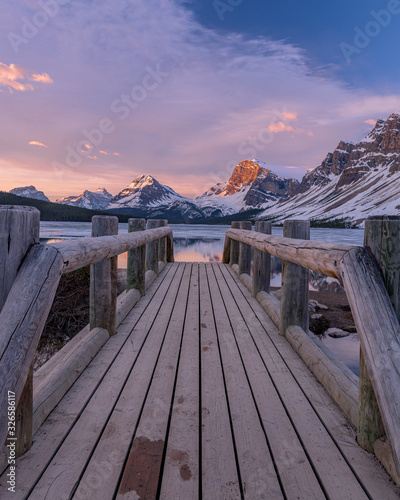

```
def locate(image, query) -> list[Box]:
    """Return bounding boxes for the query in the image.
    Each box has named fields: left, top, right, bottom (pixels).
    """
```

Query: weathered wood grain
left=90, top=216, right=119, bottom=335
left=280, top=220, right=310, bottom=336
left=229, top=222, right=240, bottom=266
left=127, top=218, right=146, bottom=295
left=238, top=221, right=252, bottom=276
left=0, top=206, right=40, bottom=312
left=0, top=245, right=63, bottom=449
left=253, top=221, right=271, bottom=297
left=358, top=216, right=399, bottom=452
left=226, top=228, right=356, bottom=278
left=341, top=246, right=400, bottom=475
left=146, top=220, right=165, bottom=274
left=49, top=226, right=172, bottom=273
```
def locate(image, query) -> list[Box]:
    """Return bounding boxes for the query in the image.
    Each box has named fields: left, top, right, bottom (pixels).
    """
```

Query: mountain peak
left=10, top=185, right=50, bottom=202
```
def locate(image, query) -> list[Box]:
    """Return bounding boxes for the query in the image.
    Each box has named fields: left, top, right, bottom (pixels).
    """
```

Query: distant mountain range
left=9, top=113, right=400, bottom=226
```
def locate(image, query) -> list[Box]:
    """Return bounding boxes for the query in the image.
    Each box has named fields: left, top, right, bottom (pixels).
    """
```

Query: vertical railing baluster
left=127, top=218, right=146, bottom=295
left=238, top=221, right=252, bottom=276
left=280, top=220, right=310, bottom=336
left=90, top=216, right=118, bottom=335
left=253, top=221, right=271, bottom=297
left=230, top=221, right=240, bottom=266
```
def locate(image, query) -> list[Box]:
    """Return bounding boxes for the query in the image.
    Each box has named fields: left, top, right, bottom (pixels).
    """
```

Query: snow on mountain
left=107, top=175, right=183, bottom=209
left=9, top=185, right=50, bottom=202
left=196, top=159, right=299, bottom=216
left=259, top=113, right=400, bottom=225
left=57, top=188, right=113, bottom=210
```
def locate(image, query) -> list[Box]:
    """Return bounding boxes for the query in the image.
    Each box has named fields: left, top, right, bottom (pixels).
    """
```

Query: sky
left=1, top=0, right=400, bottom=200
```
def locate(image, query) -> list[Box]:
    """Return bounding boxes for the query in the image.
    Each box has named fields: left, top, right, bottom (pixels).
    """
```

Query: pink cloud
left=365, top=119, right=377, bottom=126
left=99, top=150, right=109, bottom=155
left=113, top=152, right=121, bottom=156
left=87, top=155, right=98, bottom=160
left=29, top=141, right=48, bottom=148
left=268, top=121, right=296, bottom=133
left=281, top=111, right=298, bottom=122
left=0, top=62, right=53, bottom=92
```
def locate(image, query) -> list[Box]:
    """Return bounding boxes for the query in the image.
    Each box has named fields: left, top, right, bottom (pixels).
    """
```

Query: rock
left=309, top=299, right=329, bottom=313
left=309, top=314, right=330, bottom=336
left=326, top=328, right=350, bottom=338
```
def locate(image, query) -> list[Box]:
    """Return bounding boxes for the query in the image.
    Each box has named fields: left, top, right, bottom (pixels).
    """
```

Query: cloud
left=29, top=141, right=48, bottom=148
left=365, top=119, right=377, bottom=126
left=99, top=150, right=108, bottom=155
left=268, top=122, right=296, bottom=133
left=281, top=111, right=298, bottom=122
left=0, top=62, right=53, bottom=92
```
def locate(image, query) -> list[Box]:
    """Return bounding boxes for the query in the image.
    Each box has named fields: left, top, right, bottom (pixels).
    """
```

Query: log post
left=230, top=221, right=240, bottom=266
left=253, top=221, right=272, bottom=297
left=90, top=216, right=118, bottom=336
left=0, top=206, right=40, bottom=457
left=166, top=232, right=175, bottom=263
left=358, top=216, right=400, bottom=451
left=280, top=220, right=310, bottom=336
left=238, top=221, right=252, bottom=275
left=158, top=219, right=168, bottom=264
left=146, top=220, right=165, bottom=274
left=127, top=219, right=146, bottom=295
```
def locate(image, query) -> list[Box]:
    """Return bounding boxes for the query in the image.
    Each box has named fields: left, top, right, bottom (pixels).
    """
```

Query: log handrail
left=0, top=223, right=174, bottom=454
left=223, top=226, right=400, bottom=475
left=49, top=226, right=174, bottom=273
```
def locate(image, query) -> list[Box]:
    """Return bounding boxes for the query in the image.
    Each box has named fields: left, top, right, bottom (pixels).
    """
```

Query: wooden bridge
left=0, top=207, right=400, bottom=499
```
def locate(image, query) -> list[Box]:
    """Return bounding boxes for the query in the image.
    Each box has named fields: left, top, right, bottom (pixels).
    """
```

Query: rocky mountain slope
left=57, top=188, right=113, bottom=210
left=10, top=185, right=50, bottom=202
left=197, top=159, right=299, bottom=215
left=259, top=113, right=400, bottom=225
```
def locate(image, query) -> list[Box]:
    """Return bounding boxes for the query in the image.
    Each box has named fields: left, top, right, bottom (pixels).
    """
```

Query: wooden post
left=238, top=221, right=252, bottom=275
left=166, top=233, right=174, bottom=263
left=358, top=216, right=400, bottom=451
left=127, top=219, right=146, bottom=295
left=146, top=220, right=164, bottom=274
left=280, top=220, right=310, bottom=336
left=90, top=216, right=118, bottom=336
left=0, top=206, right=40, bottom=457
left=253, top=221, right=271, bottom=297
left=158, top=219, right=168, bottom=264
left=230, top=221, right=240, bottom=266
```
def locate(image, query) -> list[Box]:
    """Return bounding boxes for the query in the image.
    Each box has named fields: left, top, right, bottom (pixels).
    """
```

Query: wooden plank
left=68, top=263, right=185, bottom=500
left=280, top=220, right=310, bottom=336
left=115, top=264, right=191, bottom=499
left=206, top=264, right=284, bottom=499
left=219, top=264, right=370, bottom=499
left=341, top=247, right=400, bottom=475
left=2, top=264, right=181, bottom=499
left=223, top=264, right=400, bottom=500
left=253, top=221, right=271, bottom=297
left=199, top=263, right=241, bottom=500
left=213, top=264, right=324, bottom=499
left=127, top=218, right=146, bottom=295
left=50, top=226, right=172, bottom=273
left=160, top=264, right=200, bottom=499
left=90, top=216, right=119, bottom=335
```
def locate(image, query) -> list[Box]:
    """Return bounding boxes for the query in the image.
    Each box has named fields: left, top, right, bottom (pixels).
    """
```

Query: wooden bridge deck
left=1, top=262, right=399, bottom=499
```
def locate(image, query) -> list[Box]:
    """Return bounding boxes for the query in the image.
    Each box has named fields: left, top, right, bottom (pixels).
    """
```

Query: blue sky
left=1, top=0, right=400, bottom=200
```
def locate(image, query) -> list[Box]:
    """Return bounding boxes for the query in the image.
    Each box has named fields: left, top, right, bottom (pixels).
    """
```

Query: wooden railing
left=0, top=208, right=173, bottom=464
left=223, top=218, right=400, bottom=480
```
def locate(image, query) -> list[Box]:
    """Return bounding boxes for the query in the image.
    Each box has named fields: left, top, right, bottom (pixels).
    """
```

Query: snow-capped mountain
left=107, top=175, right=183, bottom=209
left=259, top=113, right=400, bottom=225
left=10, top=185, right=50, bottom=202
left=196, top=159, right=299, bottom=216
left=57, top=188, right=113, bottom=210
